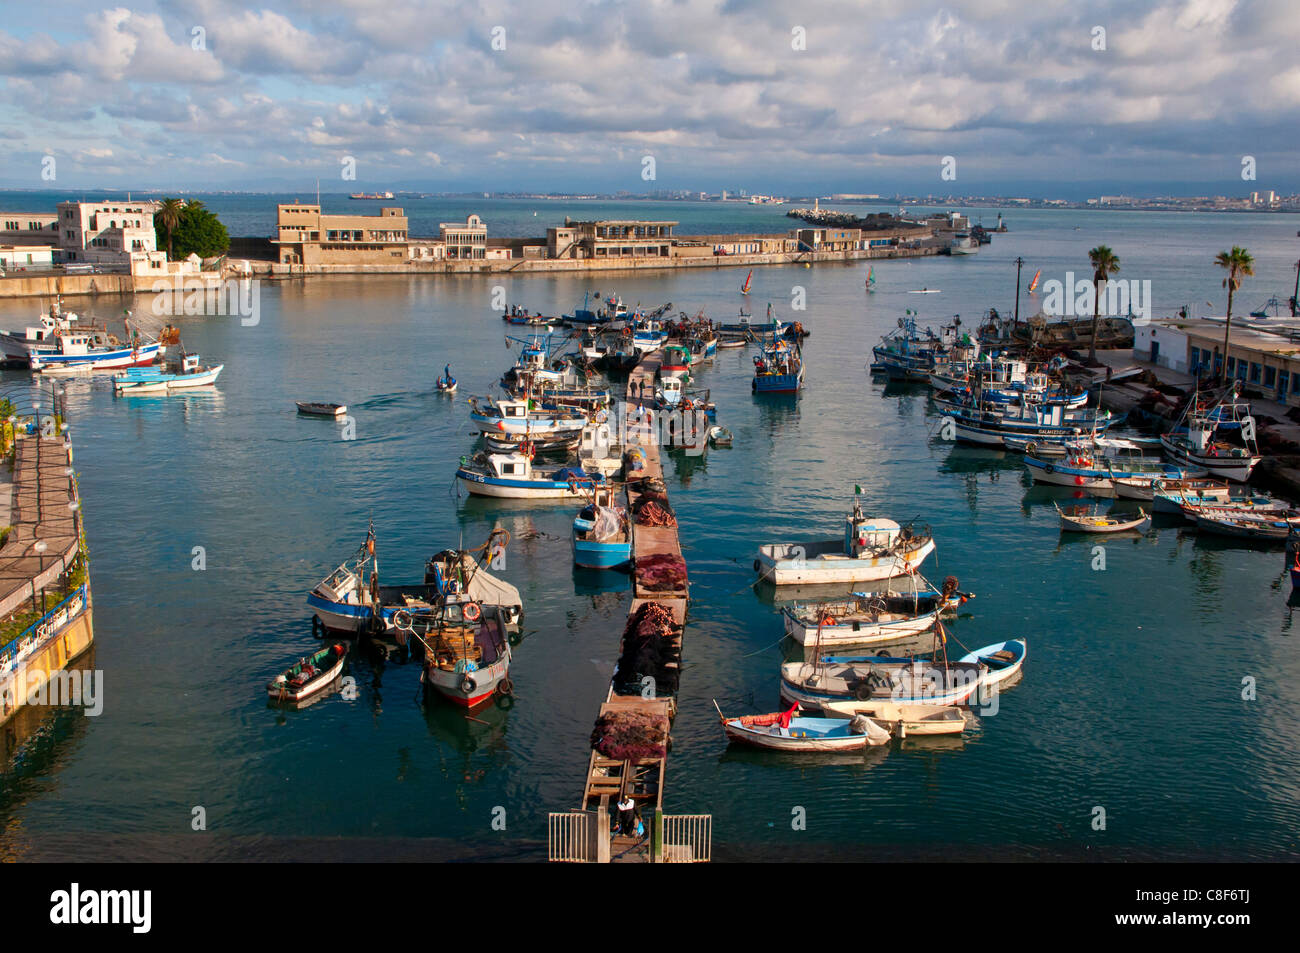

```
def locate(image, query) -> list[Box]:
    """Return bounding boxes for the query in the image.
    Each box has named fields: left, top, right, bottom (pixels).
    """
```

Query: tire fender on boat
left=311, top=615, right=324, bottom=639
left=1044, top=463, right=1055, bottom=474
left=460, top=674, right=477, bottom=695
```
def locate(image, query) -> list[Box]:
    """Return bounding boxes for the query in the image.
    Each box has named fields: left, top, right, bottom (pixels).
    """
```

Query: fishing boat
left=656, top=376, right=684, bottom=408
left=631, top=319, right=668, bottom=353
left=658, top=344, right=692, bottom=379
left=1177, top=497, right=1292, bottom=522
left=955, top=639, right=1027, bottom=689
left=717, top=705, right=891, bottom=751
left=1192, top=512, right=1298, bottom=541
left=483, top=431, right=580, bottom=455
left=1055, top=503, right=1149, bottom=533
left=1160, top=386, right=1261, bottom=482
left=780, top=654, right=986, bottom=709
left=756, top=497, right=935, bottom=586
left=871, top=314, right=939, bottom=380
left=1025, top=444, right=1199, bottom=495
left=782, top=577, right=967, bottom=648
left=783, top=638, right=1025, bottom=713
left=417, top=602, right=513, bottom=709
left=468, top=395, right=587, bottom=436
left=29, top=321, right=165, bottom=372
left=1150, top=478, right=1235, bottom=514
left=113, top=352, right=222, bottom=394
left=456, top=450, right=605, bottom=499
left=267, top=643, right=348, bottom=703
left=572, top=485, right=632, bottom=570
left=708, top=426, right=733, bottom=448
left=843, top=701, right=966, bottom=737
left=296, top=401, right=346, bottom=417
left=753, top=338, right=804, bottom=393
left=307, top=526, right=523, bottom=634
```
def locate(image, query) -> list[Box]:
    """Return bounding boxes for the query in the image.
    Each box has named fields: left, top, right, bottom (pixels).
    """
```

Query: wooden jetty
left=549, top=348, right=711, bottom=863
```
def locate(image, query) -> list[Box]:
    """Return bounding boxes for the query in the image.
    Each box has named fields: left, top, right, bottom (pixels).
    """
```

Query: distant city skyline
left=1, top=1, right=1297, bottom=196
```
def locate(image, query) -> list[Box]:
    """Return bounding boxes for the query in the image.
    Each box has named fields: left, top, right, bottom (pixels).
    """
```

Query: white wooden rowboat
left=1055, top=503, right=1149, bottom=533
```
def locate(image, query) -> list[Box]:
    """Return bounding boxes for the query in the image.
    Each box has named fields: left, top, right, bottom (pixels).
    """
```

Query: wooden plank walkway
left=0, top=436, right=81, bottom=621
left=579, top=348, right=691, bottom=833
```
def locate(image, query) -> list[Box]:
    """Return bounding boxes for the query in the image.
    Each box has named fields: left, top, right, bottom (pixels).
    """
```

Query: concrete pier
left=0, top=431, right=93, bottom=726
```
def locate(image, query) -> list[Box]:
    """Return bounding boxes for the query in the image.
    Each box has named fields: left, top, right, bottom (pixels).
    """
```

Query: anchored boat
left=416, top=602, right=514, bottom=710
left=752, top=338, right=804, bottom=394
left=456, top=451, right=605, bottom=499
left=113, top=351, right=222, bottom=395
left=781, top=576, right=967, bottom=648
left=756, top=498, right=935, bottom=586
left=267, top=643, right=348, bottom=703
left=718, top=705, right=891, bottom=751
left=1055, top=503, right=1150, bottom=533
left=1160, top=386, right=1262, bottom=482
left=572, top=485, right=632, bottom=570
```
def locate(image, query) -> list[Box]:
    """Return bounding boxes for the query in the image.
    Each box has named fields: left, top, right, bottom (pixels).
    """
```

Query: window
left=1250, top=362, right=1261, bottom=383
left=1226, top=357, right=1235, bottom=374
left=1265, top=367, right=1276, bottom=387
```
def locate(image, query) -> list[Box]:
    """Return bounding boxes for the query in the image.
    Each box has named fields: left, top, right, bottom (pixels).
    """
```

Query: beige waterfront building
left=439, top=214, right=487, bottom=260
left=273, top=202, right=410, bottom=265
left=547, top=219, right=676, bottom=259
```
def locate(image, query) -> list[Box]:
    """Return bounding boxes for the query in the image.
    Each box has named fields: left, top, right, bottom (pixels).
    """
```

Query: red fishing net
left=635, top=553, right=688, bottom=592
left=590, top=709, right=670, bottom=760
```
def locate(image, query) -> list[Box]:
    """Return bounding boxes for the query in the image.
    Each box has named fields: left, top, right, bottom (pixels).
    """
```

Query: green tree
left=166, top=204, right=230, bottom=261
left=1087, top=245, right=1121, bottom=364
left=156, top=197, right=184, bottom=260
left=1214, top=246, right=1254, bottom=385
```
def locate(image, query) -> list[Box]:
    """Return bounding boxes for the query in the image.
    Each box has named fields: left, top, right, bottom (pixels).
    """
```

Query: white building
left=0, top=244, right=54, bottom=269
left=55, top=200, right=176, bottom=276
left=438, top=214, right=487, bottom=260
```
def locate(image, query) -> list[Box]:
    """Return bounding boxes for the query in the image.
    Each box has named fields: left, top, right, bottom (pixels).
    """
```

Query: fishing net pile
left=634, top=553, right=688, bottom=592
left=615, top=601, right=680, bottom=695
left=590, top=708, right=669, bottom=761
left=635, top=500, right=677, bottom=528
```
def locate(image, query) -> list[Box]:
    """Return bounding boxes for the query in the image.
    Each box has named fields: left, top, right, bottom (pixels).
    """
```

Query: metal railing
left=0, top=583, right=88, bottom=668
left=547, top=812, right=593, bottom=863
left=661, top=814, right=711, bottom=863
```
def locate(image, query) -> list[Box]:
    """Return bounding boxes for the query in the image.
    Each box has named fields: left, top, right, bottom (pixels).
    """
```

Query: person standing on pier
left=617, top=796, right=637, bottom=836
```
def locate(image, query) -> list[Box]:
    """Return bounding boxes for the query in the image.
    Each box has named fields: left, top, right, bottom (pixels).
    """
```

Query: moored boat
left=718, top=705, right=891, bottom=751
left=572, top=485, right=632, bottom=570
left=781, top=577, right=967, bottom=648
left=1055, top=503, right=1150, bottom=533
left=417, top=602, right=513, bottom=709
left=756, top=499, right=935, bottom=586
left=296, top=401, right=346, bottom=417
left=267, top=643, right=348, bottom=703
left=113, top=352, right=222, bottom=394
left=456, top=451, right=605, bottom=499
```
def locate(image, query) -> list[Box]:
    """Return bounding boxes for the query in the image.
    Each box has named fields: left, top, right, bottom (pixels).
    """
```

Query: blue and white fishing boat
left=307, top=526, right=523, bottom=634
left=456, top=451, right=605, bottom=499
left=871, top=314, right=940, bottom=380
left=1160, top=385, right=1262, bottom=482
left=30, top=323, right=164, bottom=373
left=469, top=395, right=587, bottom=436
left=113, top=352, right=222, bottom=395
left=631, top=319, right=668, bottom=353
left=572, top=486, right=632, bottom=570
left=1024, top=443, right=1203, bottom=495
left=780, top=654, right=986, bottom=709
left=781, top=577, right=967, bottom=648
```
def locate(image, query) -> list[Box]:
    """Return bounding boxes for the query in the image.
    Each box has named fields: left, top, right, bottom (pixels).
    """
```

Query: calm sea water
left=2, top=203, right=1299, bottom=861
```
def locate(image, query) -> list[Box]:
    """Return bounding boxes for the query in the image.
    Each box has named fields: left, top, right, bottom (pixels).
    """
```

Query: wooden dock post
left=650, top=807, right=664, bottom=864
left=596, top=796, right=611, bottom=864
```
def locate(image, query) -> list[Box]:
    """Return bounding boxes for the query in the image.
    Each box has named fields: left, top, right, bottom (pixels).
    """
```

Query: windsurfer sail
left=741, top=270, right=753, bottom=295
left=1028, top=269, right=1041, bottom=293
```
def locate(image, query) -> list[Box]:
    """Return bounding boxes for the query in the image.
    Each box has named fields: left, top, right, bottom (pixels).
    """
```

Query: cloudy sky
left=0, top=0, right=1295, bottom=196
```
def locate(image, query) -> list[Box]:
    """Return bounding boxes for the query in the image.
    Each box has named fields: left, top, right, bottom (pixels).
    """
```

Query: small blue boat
left=572, top=488, right=631, bottom=570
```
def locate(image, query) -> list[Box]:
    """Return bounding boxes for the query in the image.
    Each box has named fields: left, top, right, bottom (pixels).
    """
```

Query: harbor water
left=2, top=203, right=1299, bottom=860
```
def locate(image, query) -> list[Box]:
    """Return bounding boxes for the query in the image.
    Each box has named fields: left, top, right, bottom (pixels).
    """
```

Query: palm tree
left=1087, top=245, right=1121, bottom=364
left=157, top=198, right=184, bottom=261
left=1214, top=246, right=1254, bottom=385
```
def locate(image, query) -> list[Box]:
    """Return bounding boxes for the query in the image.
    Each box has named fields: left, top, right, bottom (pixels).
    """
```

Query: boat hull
left=758, top=537, right=936, bottom=586
left=32, top=342, right=163, bottom=373
left=456, top=467, right=589, bottom=499
left=1160, top=434, right=1259, bottom=482
left=422, top=654, right=510, bottom=709
left=782, top=603, right=949, bottom=647
left=573, top=537, right=632, bottom=570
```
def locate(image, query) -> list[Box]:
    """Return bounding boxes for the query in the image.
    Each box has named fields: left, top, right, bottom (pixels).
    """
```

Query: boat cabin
left=658, top=377, right=683, bottom=405
left=845, top=515, right=905, bottom=557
